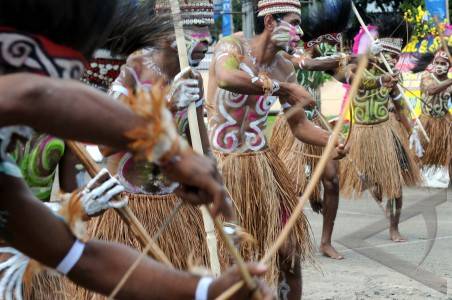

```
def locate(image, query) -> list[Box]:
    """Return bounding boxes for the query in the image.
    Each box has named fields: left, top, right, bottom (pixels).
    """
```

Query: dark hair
left=371, top=13, right=412, bottom=48
left=255, top=13, right=287, bottom=34
left=412, top=47, right=452, bottom=73
left=301, top=0, right=351, bottom=42
left=0, top=0, right=118, bottom=57
left=103, top=0, right=174, bottom=57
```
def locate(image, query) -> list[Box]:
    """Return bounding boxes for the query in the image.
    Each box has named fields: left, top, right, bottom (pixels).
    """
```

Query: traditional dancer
left=206, top=0, right=346, bottom=297
left=270, top=0, right=352, bottom=260
left=78, top=2, right=217, bottom=287
left=411, top=48, right=452, bottom=177
left=340, top=17, right=421, bottom=242
left=0, top=0, right=269, bottom=299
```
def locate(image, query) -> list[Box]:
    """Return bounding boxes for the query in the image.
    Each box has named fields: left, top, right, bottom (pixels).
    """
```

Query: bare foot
left=320, top=243, right=344, bottom=260
left=390, top=230, right=407, bottom=242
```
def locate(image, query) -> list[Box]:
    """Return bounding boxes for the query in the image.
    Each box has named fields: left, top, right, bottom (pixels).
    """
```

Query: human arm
left=420, top=72, right=452, bottom=95
left=213, top=38, right=308, bottom=106
left=0, top=174, right=272, bottom=300
left=0, top=73, right=231, bottom=218
left=282, top=105, right=346, bottom=159
left=0, top=73, right=145, bottom=150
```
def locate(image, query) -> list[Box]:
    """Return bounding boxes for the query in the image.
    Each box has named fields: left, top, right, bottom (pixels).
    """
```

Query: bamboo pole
left=215, top=56, right=369, bottom=300
left=351, top=2, right=430, bottom=143
left=67, top=141, right=173, bottom=267
left=168, top=0, right=222, bottom=277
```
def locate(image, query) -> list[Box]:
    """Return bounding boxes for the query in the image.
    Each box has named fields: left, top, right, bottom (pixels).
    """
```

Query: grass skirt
left=24, top=271, right=69, bottom=299
left=70, top=193, right=211, bottom=299
left=340, top=120, right=421, bottom=199
left=419, top=113, right=452, bottom=168
left=270, top=114, right=323, bottom=212
left=215, top=149, right=313, bottom=286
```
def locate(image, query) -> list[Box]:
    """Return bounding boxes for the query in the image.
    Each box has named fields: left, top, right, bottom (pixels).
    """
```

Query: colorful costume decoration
left=12, top=135, right=65, bottom=201
left=80, top=50, right=125, bottom=92
left=340, top=49, right=421, bottom=199
left=416, top=51, right=452, bottom=169
left=0, top=27, right=87, bottom=300
left=207, top=32, right=312, bottom=287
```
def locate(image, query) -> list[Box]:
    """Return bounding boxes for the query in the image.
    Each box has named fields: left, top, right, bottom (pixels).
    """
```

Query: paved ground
left=303, top=186, right=452, bottom=300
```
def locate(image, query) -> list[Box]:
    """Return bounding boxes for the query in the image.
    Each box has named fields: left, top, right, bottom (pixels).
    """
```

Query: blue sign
left=222, top=0, right=233, bottom=36
left=425, top=0, right=448, bottom=21
left=214, top=0, right=222, bottom=20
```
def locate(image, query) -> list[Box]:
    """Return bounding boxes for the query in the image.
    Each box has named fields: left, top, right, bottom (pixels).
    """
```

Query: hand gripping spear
left=351, top=2, right=430, bottom=143
left=169, top=0, right=263, bottom=297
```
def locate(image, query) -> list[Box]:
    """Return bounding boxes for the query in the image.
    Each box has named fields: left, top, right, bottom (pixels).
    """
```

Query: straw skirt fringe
left=68, top=193, right=211, bottom=299
left=340, top=120, right=421, bottom=199
left=419, top=113, right=452, bottom=168
left=270, top=115, right=323, bottom=211
left=24, top=270, right=69, bottom=300
left=215, top=149, right=313, bottom=287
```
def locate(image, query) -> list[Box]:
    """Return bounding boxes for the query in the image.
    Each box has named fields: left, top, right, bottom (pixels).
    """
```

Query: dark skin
left=0, top=174, right=273, bottom=299
left=284, top=47, right=347, bottom=259
left=58, top=148, right=79, bottom=193
left=347, top=54, right=408, bottom=243
left=0, top=73, right=273, bottom=299
left=209, top=13, right=347, bottom=299
left=0, top=73, right=231, bottom=218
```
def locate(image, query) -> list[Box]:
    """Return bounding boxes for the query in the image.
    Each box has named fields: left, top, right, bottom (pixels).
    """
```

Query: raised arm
left=213, top=37, right=300, bottom=101
left=0, top=73, right=144, bottom=150
left=421, top=72, right=452, bottom=95
left=0, top=73, right=232, bottom=219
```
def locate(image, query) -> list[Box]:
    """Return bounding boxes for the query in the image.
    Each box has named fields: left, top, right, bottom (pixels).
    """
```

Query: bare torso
left=207, top=35, right=296, bottom=153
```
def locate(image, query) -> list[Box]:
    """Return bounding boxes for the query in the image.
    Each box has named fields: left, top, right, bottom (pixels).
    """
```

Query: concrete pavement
left=303, top=187, right=452, bottom=300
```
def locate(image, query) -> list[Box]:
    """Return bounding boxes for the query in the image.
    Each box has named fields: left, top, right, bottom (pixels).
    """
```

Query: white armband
left=282, top=102, right=292, bottom=110
left=393, top=93, right=403, bottom=101
left=56, top=239, right=85, bottom=275
left=195, top=277, right=214, bottom=300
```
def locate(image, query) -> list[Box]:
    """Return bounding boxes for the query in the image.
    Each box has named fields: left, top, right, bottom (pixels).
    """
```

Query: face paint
left=168, top=27, right=212, bottom=67
left=434, top=64, right=449, bottom=75
left=184, top=27, right=212, bottom=67
left=271, top=20, right=303, bottom=53
left=433, top=57, right=450, bottom=76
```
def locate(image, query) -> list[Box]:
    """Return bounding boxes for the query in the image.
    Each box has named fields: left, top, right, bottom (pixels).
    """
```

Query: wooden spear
left=67, top=141, right=173, bottom=267
left=351, top=2, right=430, bottom=143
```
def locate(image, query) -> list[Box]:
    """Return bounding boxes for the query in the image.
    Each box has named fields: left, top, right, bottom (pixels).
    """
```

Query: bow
left=351, top=2, right=430, bottom=143
left=216, top=55, right=371, bottom=300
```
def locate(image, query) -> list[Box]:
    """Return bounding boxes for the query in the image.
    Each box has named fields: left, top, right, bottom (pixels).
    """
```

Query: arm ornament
left=122, top=84, right=189, bottom=165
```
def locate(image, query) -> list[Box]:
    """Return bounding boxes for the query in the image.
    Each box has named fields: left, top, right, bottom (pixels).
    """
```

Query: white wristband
left=195, top=277, right=214, bottom=300
left=56, top=239, right=85, bottom=275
